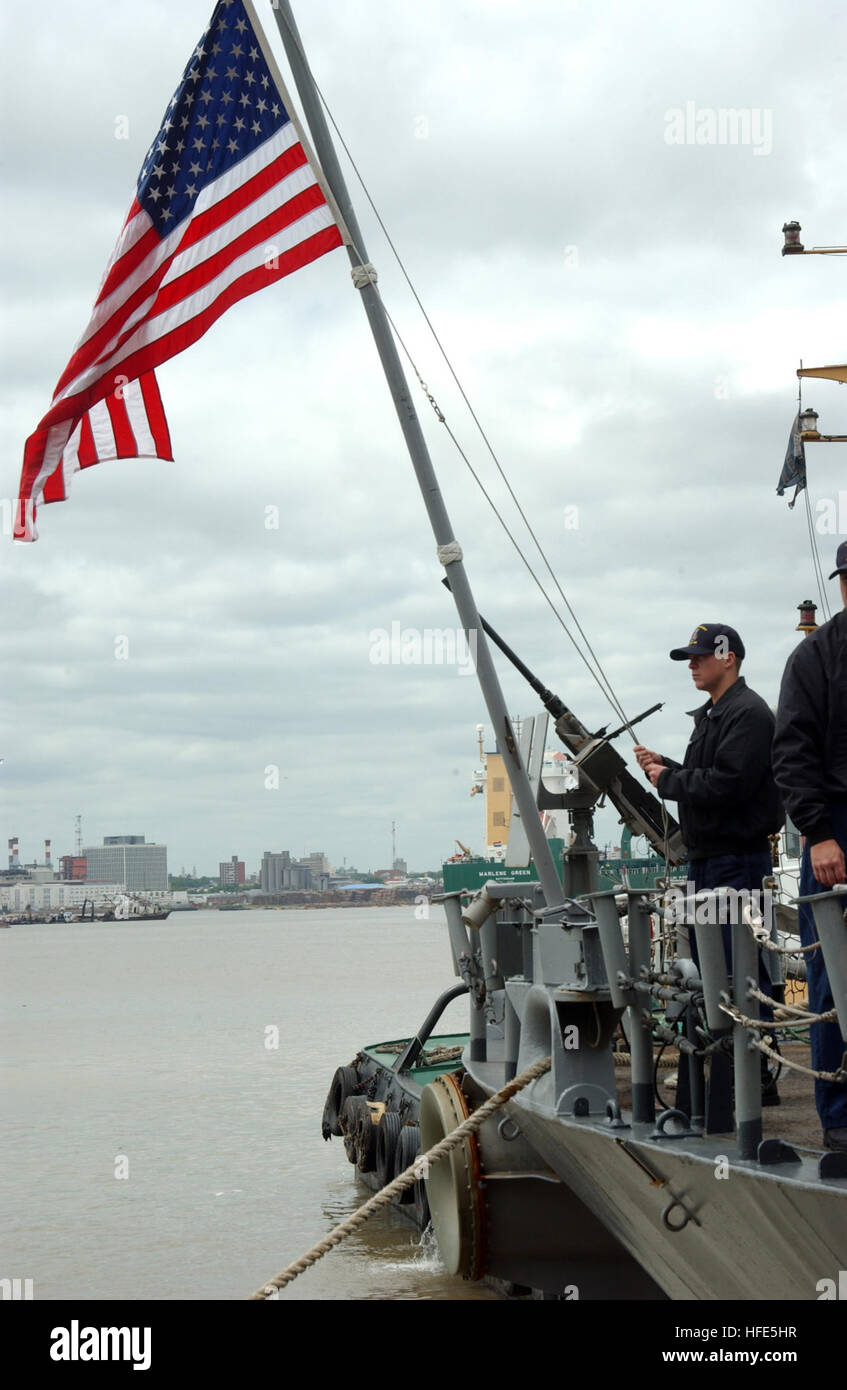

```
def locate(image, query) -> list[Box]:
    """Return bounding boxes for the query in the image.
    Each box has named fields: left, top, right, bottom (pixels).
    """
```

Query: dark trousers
left=688, top=852, right=775, bottom=1022
left=798, top=803, right=847, bottom=1131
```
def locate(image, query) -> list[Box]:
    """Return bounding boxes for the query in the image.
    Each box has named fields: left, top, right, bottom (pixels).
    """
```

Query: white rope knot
left=351, top=262, right=378, bottom=288
left=437, top=541, right=463, bottom=566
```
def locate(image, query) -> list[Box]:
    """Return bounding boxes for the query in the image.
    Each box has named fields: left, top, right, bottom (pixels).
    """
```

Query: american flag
left=16, top=0, right=344, bottom=541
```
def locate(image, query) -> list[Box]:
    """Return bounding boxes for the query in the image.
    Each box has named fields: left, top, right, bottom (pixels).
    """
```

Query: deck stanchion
left=469, top=992, right=487, bottom=1062
left=504, top=991, right=520, bottom=1082
left=692, top=891, right=732, bottom=1031
left=683, top=1008, right=706, bottom=1130
left=802, top=888, right=847, bottom=1040
left=589, top=890, right=630, bottom=1010
left=731, top=917, right=762, bottom=1159
left=442, top=894, right=473, bottom=982
left=627, top=891, right=656, bottom=1124
left=692, top=890, right=735, bottom=1132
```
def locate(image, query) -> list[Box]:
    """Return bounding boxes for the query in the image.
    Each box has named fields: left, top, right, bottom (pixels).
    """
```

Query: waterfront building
left=299, top=851, right=331, bottom=876
left=60, top=855, right=88, bottom=881
left=259, top=850, right=330, bottom=894
left=83, top=836, right=168, bottom=890
left=1, top=881, right=123, bottom=912
left=260, top=850, right=291, bottom=893
left=219, top=855, right=246, bottom=886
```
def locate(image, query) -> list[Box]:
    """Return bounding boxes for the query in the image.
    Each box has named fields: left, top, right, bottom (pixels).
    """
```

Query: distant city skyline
left=2, top=824, right=455, bottom=879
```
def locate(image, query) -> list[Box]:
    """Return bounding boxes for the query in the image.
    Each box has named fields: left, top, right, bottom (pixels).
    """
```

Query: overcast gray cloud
left=2, top=0, right=845, bottom=875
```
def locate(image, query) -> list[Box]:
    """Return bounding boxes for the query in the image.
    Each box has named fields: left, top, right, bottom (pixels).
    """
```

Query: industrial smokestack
left=44, top=839, right=52, bottom=865
left=9, top=836, right=19, bottom=869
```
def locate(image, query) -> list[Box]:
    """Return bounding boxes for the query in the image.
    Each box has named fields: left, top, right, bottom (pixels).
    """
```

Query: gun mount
left=442, top=579, right=686, bottom=865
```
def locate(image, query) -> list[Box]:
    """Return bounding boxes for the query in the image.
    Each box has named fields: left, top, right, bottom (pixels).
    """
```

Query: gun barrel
left=441, top=578, right=685, bottom=863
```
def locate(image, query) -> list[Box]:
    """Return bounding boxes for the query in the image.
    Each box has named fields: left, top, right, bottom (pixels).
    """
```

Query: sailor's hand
left=810, top=839, right=847, bottom=889
left=633, top=744, right=661, bottom=771
left=646, top=762, right=667, bottom=788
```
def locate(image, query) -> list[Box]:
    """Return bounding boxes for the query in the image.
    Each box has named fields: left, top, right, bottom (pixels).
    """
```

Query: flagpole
left=268, top=0, right=562, bottom=906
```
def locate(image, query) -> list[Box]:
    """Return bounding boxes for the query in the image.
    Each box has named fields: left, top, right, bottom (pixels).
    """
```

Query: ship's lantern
left=796, top=599, right=818, bottom=635
left=799, top=406, right=820, bottom=436
left=782, top=220, right=804, bottom=254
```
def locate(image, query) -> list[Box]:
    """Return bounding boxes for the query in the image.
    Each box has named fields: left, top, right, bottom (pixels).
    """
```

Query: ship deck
left=616, top=1039, right=828, bottom=1153
left=364, top=1024, right=830, bottom=1152
left=366, top=1034, right=829, bottom=1152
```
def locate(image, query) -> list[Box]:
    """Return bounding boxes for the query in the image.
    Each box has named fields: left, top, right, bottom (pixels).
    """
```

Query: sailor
left=772, top=542, right=847, bottom=1152
left=633, top=623, right=783, bottom=1100
left=634, top=621, right=782, bottom=898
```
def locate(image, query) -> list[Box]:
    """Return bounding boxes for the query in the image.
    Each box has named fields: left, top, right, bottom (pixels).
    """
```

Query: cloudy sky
left=2, top=0, right=845, bottom=878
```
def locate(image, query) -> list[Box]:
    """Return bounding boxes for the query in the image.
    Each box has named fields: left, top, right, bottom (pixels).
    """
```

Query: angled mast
left=269, top=0, right=562, bottom=904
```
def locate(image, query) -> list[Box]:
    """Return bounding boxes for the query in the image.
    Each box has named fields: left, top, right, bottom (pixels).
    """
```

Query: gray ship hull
left=499, top=1072, right=846, bottom=1300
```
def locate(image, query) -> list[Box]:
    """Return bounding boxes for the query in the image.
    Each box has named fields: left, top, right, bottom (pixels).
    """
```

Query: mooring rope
left=248, top=1054, right=552, bottom=1299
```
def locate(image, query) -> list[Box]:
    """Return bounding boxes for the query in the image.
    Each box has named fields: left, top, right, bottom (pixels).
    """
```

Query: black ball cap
left=828, top=539, right=847, bottom=580
left=669, top=623, right=746, bottom=662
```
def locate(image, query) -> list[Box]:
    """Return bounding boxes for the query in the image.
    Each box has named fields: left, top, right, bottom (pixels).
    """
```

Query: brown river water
left=2, top=905, right=504, bottom=1301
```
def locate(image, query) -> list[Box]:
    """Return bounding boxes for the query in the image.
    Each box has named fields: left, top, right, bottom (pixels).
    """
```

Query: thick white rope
left=436, top=541, right=463, bottom=566
left=745, top=983, right=838, bottom=1025
left=718, top=1000, right=846, bottom=1082
left=745, top=913, right=821, bottom=956
left=248, top=1054, right=551, bottom=1299
left=351, top=262, right=378, bottom=288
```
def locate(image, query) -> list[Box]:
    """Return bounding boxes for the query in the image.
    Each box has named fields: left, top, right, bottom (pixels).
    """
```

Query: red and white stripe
left=18, top=123, right=342, bottom=540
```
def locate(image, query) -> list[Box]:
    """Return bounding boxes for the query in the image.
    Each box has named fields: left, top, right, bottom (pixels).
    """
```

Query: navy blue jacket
left=772, top=609, right=847, bottom=845
left=656, top=677, right=783, bottom=859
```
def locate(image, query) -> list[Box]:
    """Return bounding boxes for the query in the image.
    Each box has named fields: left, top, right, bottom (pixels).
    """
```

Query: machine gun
left=443, top=580, right=686, bottom=865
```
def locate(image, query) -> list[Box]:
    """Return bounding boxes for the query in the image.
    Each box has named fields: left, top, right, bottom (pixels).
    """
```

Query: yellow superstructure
left=484, top=751, right=511, bottom=849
